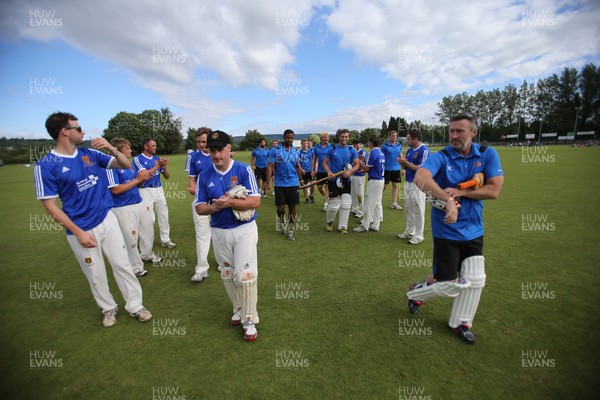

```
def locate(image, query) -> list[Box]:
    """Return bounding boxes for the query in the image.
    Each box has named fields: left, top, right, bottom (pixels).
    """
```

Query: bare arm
left=414, top=168, right=459, bottom=224
left=91, top=138, right=131, bottom=169
left=195, top=195, right=261, bottom=215
left=41, top=198, right=98, bottom=247
left=188, top=176, right=197, bottom=195
left=443, top=175, right=504, bottom=201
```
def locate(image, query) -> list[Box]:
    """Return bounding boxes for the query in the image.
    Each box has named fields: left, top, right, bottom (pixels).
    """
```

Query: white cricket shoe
left=134, top=268, right=148, bottom=277
left=129, top=307, right=153, bottom=322
left=397, top=231, right=412, bottom=239
left=409, top=237, right=424, bottom=245
left=353, top=226, right=368, bottom=233
left=143, top=254, right=161, bottom=263
left=230, top=310, right=241, bottom=326
left=102, top=307, right=117, bottom=328
left=191, top=271, right=209, bottom=282
left=162, top=241, right=177, bottom=248
left=391, top=203, right=403, bottom=210
left=243, top=319, right=258, bottom=341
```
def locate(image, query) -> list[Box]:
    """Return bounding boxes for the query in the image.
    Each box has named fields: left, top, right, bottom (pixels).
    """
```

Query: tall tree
left=238, top=129, right=267, bottom=151
left=103, top=112, right=145, bottom=154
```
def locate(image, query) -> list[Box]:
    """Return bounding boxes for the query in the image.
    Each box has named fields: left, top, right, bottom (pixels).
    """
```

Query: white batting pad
left=407, top=277, right=471, bottom=302
left=449, top=256, right=486, bottom=328
left=237, top=267, right=259, bottom=324
left=338, top=193, right=352, bottom=229
left=326, top=197, right=341, bottom=224
left=220, top=266, right=240, bottom=312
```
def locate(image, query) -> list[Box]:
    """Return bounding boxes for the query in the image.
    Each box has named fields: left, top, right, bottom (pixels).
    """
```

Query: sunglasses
left=65, top=126, right=82, bottom=133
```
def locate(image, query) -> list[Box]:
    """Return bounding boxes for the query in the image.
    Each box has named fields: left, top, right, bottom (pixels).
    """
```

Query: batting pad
left=338, top=193, right=352, bottom=229
left=407, top=277, right=471, bottom=302
left=326, top=197, right=341, bottom=224
left=220, top=267, right=240, bottom=312
left=237, top=267, right=259, bottom=324
left=449, top=256, right=486, bottom=328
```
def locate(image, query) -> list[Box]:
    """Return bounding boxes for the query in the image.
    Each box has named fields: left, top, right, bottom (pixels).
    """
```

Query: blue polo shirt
left=299, top=148, right=313, bottom=172
left=381, top=141, right=402, bottom=171
left=251, top=147, right=270, bottom=169
left=422, top=144, right=503, bottom=241
left=313, top=143, right=332, bottom=173
left=325, top=144, right=358, bottom=179
left=268, top=145, right=300, bottom=187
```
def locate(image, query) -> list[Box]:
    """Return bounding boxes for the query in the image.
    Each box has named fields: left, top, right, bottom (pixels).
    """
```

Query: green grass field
left=1, top=145, right=599, bottom=399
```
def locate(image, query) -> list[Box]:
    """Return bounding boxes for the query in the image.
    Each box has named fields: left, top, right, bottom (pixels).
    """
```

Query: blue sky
left=1, top=0, right=599, bottom=139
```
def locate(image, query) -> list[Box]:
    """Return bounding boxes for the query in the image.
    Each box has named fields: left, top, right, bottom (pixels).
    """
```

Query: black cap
left=207, top=130, right=230, bottom=148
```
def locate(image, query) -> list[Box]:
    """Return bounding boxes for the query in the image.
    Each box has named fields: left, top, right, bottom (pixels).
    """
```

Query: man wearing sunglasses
left=34, top=112, right=152, bottom=328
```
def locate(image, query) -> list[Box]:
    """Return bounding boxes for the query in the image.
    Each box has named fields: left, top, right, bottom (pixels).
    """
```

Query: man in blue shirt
left=268, top=129, right=303, bottom=241
left=353, top=135, right=385, bottom=233
left=323, top=129, right=361, bottom=234
left=251, top=139, right=270, bottom=198
left=381, top=130, right=403, bottom=209
left=34, top=112, right=152, bottom=328
left=312, top=132, right=332, bottom=211
left=406, top=113, right=504, bottom=344
left=194, top=130, right=261, bottom=341
left=299, top=138, right=315, bottom=204
left=398, top=130, right=430, bottom=245
left=133, top=138, right=176, bottom=249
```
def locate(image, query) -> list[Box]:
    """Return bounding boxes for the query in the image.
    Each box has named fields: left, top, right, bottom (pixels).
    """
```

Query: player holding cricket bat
left=406, top=112, right=504, bottom=344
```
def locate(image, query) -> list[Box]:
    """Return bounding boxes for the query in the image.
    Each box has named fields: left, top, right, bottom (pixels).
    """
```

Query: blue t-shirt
left=194, top=161, right=260, bottom=229
left=268, top=145, right=300, bottom=187
left=133, top=153, right=162, bottom=188
left=251, top=147, right=270, bottom=169
left=366, top=148, right=385, bottom=180
left=188, top=151, right=212, bottom=178
left=381, top=141, right=402, bottom=171
left=299, top=148, right=313, bottom=172
left=354, top=148, right=366, bottom=177
left=313, top=143, right=332, bottom=173
left=107, top=168, right=143, bottom=208
left=325, top=144, right=358, bottom=179
left=404, top=144, right=430, bottom=183
left=422, top=144, right=503, bottom=241
left=34, top=148, right=115, bottom=234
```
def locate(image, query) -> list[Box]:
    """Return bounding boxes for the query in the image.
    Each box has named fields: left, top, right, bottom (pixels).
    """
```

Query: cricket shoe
left=391, top=203, right=403, bottom=210
left=339, top=228, right=348, bottom=235
left=451, top=324, right=476, bottom=345
left=162, top=241, right=177, bottom=249
left=406, top=283, right=423, bottom=314
left=135, top=268, right=148, bottom=277
left=243, top=319, right=258, bottom=341
left=230, top=310, right=241, bottom=326
left=102, top=307, right=118, bottom=328
left=191, top=271, right=208, bottom=282
left=288, top=231, right=295, bottom=241
left=143, top=254, right=162, bottom=263
left=353, top=226, right=368, bottom=233
left=409, top=237, right=424, bottom=245
left=129, top=307, right=153, bottom=322
left=397, top=231, right=412, bottom=239
left=325, top=222, right=333, bottom=232
left=354, top=211, right=364, bottom=218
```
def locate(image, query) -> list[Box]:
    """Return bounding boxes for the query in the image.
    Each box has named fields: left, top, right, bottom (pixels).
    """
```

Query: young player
left=406, top=113, right=504, bottom=344
left=350, top=139, right=366, bottom=218
left=312, top=132, right=332, bottom=211
left=194, top=130, right=261, bottom=341
left=133, top=138, right=176, bottom=249
left=398, top=130, right=430, bottom=244
left=187, top=128, right=214, bottom=281
left=353, top=136, right=385, bottom=232
left=107, top=137, right=158, bottom=277
left=34, top=112, right=152, bottom=328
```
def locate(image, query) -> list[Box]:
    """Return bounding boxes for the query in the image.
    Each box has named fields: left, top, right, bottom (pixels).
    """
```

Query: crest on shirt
left=81, top=155, right=95, bottom=167
left=230, top=176, right=238, bottom=188
left=475, top=161, right=482, bottom=167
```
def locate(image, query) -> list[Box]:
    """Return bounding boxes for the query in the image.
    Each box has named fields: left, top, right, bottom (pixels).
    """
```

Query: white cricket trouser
left=360, top=179, right=384, bottom=230
left=111, top=203, right=146, bottom=274
left=404, top=181, right=426, bottom=240
left=350, top=175, right=365, bottom=214
left=192, top=202, right=211, bottom=274
left=210, top=221, right=259, bottom=280
left=66, top=211, right=144, bottom=314
left=139, top=187, right=171, bottom=244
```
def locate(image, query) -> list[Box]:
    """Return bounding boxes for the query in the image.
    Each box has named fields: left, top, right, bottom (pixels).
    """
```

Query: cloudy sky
left=1, top=0, right=599, bottom=139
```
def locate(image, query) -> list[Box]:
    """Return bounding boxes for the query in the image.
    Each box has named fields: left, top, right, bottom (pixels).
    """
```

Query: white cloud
left=327, top=0, right=600, bottom=92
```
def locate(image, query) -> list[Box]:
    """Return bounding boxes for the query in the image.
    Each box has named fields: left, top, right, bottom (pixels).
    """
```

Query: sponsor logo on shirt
left=76, top=175, right=99, bottom=192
